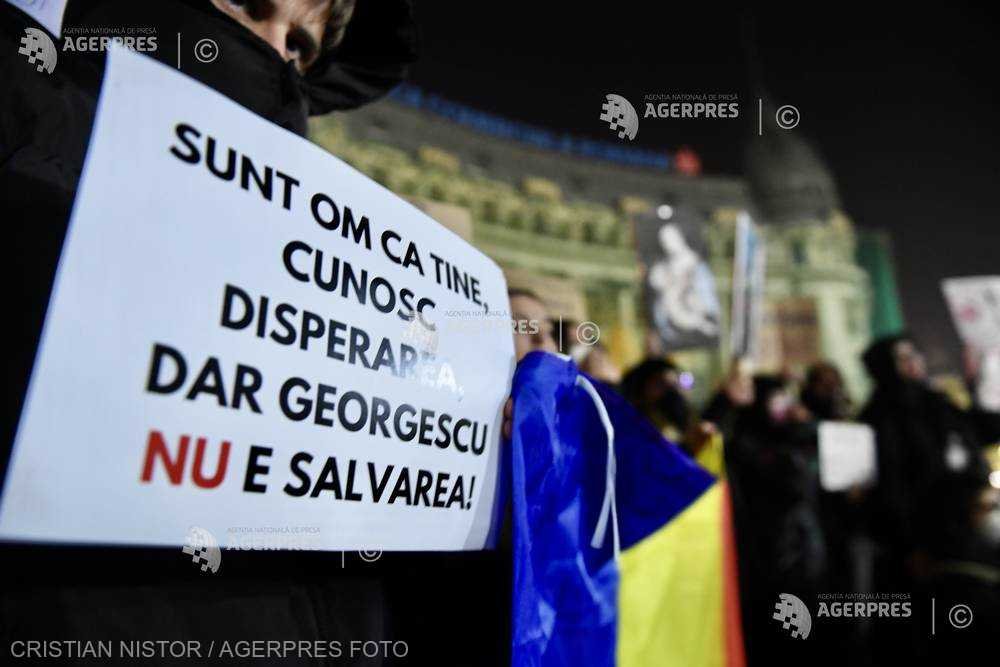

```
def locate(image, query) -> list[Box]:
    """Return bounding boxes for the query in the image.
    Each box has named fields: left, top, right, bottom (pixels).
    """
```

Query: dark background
left=406, top=3, right=999, bottom=375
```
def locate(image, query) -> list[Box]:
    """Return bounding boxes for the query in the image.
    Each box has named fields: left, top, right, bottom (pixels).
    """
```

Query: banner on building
left=0, top=46, right=513, bottom=551
left=755, top=297, right=821, bottom=373
left=635, top=208, right=721, bottom=351
left=730, top=213, right=766, bottom=359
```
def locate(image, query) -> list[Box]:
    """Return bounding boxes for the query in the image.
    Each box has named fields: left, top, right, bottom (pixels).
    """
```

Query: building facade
left=310, top=94, right=873, bottom=402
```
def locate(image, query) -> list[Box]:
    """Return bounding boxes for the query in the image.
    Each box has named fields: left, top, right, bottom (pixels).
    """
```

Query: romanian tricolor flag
left=510, top=352, right=745, bottom=667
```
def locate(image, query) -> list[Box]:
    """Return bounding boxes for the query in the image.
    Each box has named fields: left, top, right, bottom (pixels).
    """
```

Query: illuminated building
left=311, top=90, right=878, bottom=401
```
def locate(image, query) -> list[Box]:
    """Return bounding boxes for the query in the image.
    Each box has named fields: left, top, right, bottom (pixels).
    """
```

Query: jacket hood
left=304, top=0, right=419, bottom=114
left=61, top=0, right=417, bottom=125
left=862, top=333, right=910, bottom=388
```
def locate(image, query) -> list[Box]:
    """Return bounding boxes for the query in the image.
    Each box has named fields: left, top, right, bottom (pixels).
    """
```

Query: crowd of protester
left=2, top=0, right=994, bottom=659
left=509, top=288, right=999, bottom=663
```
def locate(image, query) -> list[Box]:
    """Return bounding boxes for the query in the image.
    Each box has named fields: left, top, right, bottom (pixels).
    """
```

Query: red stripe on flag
left=722, top=481, right=747, bottom=667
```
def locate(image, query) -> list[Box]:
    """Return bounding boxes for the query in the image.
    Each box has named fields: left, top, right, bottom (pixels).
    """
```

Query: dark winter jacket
left=0, top=4, right=511, bottom=665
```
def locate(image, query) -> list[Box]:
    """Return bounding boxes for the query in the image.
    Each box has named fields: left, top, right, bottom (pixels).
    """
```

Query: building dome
left=744, top=109, right=840, bottom=224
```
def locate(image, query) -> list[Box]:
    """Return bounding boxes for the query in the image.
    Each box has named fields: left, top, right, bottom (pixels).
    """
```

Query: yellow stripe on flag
left=618, top=482, right=724, bottom=667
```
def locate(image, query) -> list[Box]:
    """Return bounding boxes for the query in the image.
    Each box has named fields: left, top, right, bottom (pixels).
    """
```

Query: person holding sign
left=0, top=2, right=524, bottom=664
left=2, top=0, right=419, bottom=451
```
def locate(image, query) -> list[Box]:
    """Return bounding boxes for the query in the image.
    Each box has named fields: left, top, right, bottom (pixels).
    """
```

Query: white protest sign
left=942, top=276, right=1000, bottom=351
left=0, top=46, right=514, bottom=551
left=817, top=422, right=877, bottom=492
left=5, top=0, right=68, bottom=36
left=942, top=276, right=1000, bottom=410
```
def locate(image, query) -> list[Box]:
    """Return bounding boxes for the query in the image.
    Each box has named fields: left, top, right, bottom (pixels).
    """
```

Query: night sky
left=405, top=4, right=999, bottom=373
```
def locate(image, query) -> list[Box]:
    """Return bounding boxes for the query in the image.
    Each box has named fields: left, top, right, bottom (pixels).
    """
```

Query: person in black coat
left=713, top=375, right=826, bottom=664
left=2, top=0, right=419, bottom=481
left=859, top=334, right=993, bottom=583
left=1, top=4, right=514, bottom=666
left=859, top=334, right=997, bottom=662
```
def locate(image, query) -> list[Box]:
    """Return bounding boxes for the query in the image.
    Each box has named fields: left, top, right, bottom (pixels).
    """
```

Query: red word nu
left=140, top=430, right=231, bottom=488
